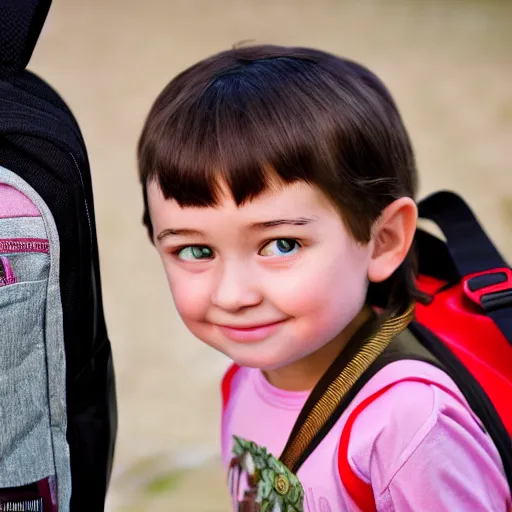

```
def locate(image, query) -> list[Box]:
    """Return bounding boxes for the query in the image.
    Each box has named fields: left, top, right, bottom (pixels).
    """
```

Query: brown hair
left=138, top=45, right=423, bottom=313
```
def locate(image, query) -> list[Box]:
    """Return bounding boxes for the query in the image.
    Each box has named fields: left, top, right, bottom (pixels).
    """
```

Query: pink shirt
left=221, top=360, right=510, bottom=511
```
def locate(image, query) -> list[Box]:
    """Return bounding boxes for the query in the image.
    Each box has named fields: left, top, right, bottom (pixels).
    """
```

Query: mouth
left=216, top=319, right=288, bottom=343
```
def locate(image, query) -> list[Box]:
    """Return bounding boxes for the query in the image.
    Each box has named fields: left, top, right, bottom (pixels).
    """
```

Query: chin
left=226, top=346, right=303, bottom=371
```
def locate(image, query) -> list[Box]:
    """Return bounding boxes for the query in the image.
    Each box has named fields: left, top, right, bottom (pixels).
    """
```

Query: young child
left=137, top=45, right=510, bottom=511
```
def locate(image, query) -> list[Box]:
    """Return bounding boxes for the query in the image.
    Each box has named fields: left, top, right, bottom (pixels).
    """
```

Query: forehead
left=147, top=179, right=339, bottom=228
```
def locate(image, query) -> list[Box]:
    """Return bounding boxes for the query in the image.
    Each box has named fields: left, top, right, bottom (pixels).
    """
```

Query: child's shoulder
left=347, top=359, right=508, bottom=507
left=349, top=359, right=484, bottom=459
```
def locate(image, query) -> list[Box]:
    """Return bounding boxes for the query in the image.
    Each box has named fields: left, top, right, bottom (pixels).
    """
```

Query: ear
left=367, top=197, right=418, bottom=284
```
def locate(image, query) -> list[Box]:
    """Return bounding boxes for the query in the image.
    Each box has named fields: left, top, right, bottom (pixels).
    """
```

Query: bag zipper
left=0, top=238, right=50, bottom=254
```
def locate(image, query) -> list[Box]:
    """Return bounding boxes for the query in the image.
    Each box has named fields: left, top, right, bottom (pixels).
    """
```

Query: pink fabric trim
left=0, top=184, right=40, bottom=218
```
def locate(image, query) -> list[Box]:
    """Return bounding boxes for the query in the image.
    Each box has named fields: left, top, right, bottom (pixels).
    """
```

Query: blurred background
left=30, top=0, right=511, bottom=510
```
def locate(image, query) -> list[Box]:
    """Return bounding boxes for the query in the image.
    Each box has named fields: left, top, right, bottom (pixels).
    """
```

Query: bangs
left=139, top=54, right=349, bottom=208
left=139, top=44, right=416, bottom=243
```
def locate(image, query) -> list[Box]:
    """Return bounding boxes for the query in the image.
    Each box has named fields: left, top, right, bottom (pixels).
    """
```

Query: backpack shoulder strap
left=418, top=191, right=512, bottom=344
left=418, top=191, right=507, bottom=275
left=222, top=362, right=241, bottom=412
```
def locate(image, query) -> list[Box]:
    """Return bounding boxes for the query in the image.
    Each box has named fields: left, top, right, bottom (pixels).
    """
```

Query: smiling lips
left=217, top=319, right=287, bottom=343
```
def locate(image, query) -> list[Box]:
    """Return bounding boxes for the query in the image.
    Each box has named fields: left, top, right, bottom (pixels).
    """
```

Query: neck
left=263, top=305, right=374, bottom=392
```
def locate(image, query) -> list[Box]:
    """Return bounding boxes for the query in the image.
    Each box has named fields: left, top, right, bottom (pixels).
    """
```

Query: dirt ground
left=30, top=0, right=511, bottom=510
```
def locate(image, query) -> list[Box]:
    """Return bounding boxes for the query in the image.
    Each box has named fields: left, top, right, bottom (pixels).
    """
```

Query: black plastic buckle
left=463, top=268, right=512, bottom=312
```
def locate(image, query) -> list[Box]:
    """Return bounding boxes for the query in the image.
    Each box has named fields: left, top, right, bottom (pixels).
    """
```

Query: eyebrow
left=157, top=228, right=204, bottom=241
left=249, top=217, right=318, bottom=229
left=156, top=217, right=318, bottom=242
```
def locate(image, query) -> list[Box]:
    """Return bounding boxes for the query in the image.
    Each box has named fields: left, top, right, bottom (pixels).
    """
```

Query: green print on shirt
left=229, top=435, right=304, bottom=512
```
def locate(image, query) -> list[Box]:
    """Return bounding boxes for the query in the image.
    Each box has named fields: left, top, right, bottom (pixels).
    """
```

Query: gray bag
left=0, top=1, right=117, bottom=510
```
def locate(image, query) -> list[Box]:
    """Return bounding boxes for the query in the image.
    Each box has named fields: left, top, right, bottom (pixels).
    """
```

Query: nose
left=210, top=260, right=262, bottom=312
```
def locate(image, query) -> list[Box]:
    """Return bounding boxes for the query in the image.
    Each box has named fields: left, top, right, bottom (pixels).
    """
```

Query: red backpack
left=415, top=191, right=512, bottom=434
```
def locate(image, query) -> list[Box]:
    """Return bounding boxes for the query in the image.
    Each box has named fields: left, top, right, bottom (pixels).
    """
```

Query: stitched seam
left=380, top=385, right=442, bottom=493
left=346, top=381, right=440, bottom=488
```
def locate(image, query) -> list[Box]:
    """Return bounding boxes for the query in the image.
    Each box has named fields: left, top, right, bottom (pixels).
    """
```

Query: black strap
left=418, top=191, right=508, bottom=276
left=488, top=307, right=512, bottom=346
left=418, top=191, right=512, bottom=345
left=0, top=0, right=52, bottom=78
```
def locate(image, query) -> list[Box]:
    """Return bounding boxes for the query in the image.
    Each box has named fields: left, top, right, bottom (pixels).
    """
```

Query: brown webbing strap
left=280, top=303, right=415, bottom=471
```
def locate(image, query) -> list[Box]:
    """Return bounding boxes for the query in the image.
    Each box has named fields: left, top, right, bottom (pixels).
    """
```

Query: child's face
left=148, top=179, right=373, bottom=371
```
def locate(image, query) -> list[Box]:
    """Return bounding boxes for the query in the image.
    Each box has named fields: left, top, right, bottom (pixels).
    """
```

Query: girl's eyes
left=176, top=245, right=214, bottom=261
left=174, top=238, right=301, bottom=261
left=259, top=239, right=301, bottom=258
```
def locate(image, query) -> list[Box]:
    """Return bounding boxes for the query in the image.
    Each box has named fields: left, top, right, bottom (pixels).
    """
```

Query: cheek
left=271, top=244, right=371, bottom=318
left=164, top=265, right=210, bottom=322
left=277, top=249, right=370, bottom=354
